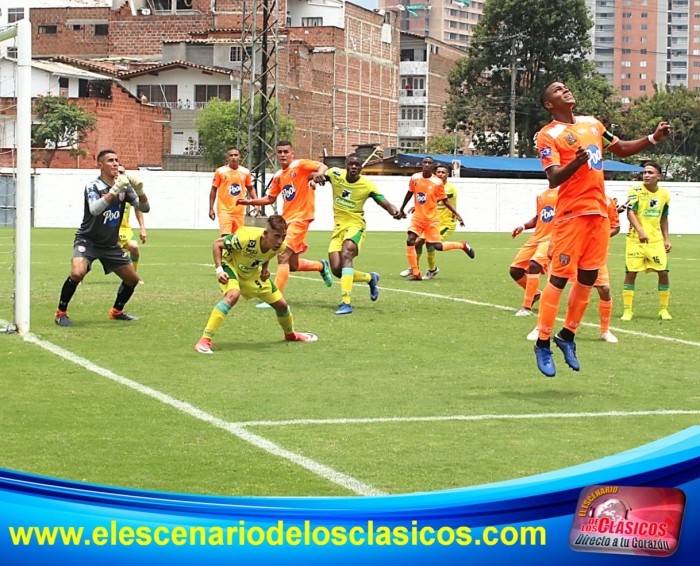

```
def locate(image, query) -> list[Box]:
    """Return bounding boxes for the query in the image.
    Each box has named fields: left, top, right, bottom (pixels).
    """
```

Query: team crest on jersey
left=591, top=126, right=599, bottom=136
left=560, top=254, right=571, bottom=266
left=565, top=133, right=577, bottom=146
left=282, top=184, right=296, bottom=201
left=417, top=192, right=427, bottom=204
left=291, top=171, right=297, bottom=178
left=228, top=183, right=242, bottom=196
left=77, top=245, right=86, bottom=253
left=342, top=189, right=352, bottom=199
left=247, top=240, right=257, bottom=248
left=540, top=147, right=552, bottom=159
left=250, top=260, right=262, bottom=268
left=119, top=192, right=126, bottom=202
left=649, top=198, right=658, bottom=208
left=333, top=169, right=342, bottom=176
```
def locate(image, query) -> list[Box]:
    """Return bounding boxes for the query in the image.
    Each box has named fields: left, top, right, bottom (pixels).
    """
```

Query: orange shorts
left=568, top=264, right=610, bottom=286
left=285, top=219, right=313, bottom=254
left=511, top=240, right=551, bottom=271
left=409, top=218, right=441, bottom=243
left=550, top=215, right=610, bottom=279
left=219, top=214, right=245, bottom=236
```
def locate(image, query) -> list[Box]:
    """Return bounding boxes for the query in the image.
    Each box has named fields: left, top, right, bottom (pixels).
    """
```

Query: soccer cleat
left=399, top=268, right=413, bottom=277
left=463, top=241, right=476, bottom=259
left=659, top=309, right=673, bottom=321
left=320, top=259, right=333, bottom=287
left=284, top=332, right=318, bottom=342
left=526, top=327, right=539, bottom=341
left=109, top=309, right=139, bottom=321
left=515, top=307, right=532, bottom=317
left=408, top=273, right=423, bottom=281
left=532, top=291, right=541, bottom=307
left=600, top=330, right=619, bottom=343
left=138, top=279, right=145, bottom=285
left=256, top=302, right=272, bottom=309
left=620, top=310, right=634, bottom=321
left=335, top=303, right=353, bottom=315
left=553, top=333, right=580, bottom=371
left=422, top=268, right=440, bottom=280
left=54, top=310, right=74, bottom=327
left=534, top=345, right=556, bottom=377
left=194, top=338, right=214, bottom=354
left=369, top=272, right=380, bottom=301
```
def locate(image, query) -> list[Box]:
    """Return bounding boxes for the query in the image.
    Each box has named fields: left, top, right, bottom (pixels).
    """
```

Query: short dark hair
left=266, top=214, right=287, bottom=232
left=346, top=153, right=362, bottom=161
left=276, top=140, right=293, bottom=149
left=643, top=161, right=663, bottom=175
left=540, top=83, right=555, bottom=109
left=97, top=149, right=117, bottom=162
left=422, top=156, right=435, bottom=163
left=435, top=164, right=449, bottom=172
left=227, top=147, right=240, bottom=154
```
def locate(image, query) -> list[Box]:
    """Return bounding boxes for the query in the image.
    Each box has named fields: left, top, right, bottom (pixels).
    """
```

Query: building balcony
left=398, top=120, right=426, bottom=137
left=399, top=89, right=427, bottom=105
left=400, top=61, right=428, bottom=76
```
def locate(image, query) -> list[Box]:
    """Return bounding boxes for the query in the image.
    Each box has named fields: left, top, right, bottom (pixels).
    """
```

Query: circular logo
left=416, top=192, right=427, bottom=204
left=282, top=184, right=296, bottom=201
left=228, top=183, right=241, bottom=196
left=586, top=144, right=603, bottom=170
left=540, top=205, right=555, bottom=223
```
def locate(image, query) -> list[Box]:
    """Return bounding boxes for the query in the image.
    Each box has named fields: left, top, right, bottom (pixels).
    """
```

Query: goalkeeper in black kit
left=54, top=149, right=151, bottom=327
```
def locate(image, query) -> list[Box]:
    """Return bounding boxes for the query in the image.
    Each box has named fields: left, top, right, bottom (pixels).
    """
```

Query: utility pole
left=509, top=38, right=517, bottom=158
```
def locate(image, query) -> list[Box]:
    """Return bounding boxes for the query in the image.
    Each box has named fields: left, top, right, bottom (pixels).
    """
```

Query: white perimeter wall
left=10, top=169, right=700, bottom=234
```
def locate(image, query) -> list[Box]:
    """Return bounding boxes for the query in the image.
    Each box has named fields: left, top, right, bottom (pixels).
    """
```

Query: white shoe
left=515, top=307, right=532, bottom=317
left=600, top=330, right=619, bottom=343
left=526, top=327, right=539, bottom=341
left=399, top=268, right=412, bottom=277
left=422, top=267, right=440, bottom=280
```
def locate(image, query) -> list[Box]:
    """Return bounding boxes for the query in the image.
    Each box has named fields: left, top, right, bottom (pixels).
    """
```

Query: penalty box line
left=0, top=321, right=385, bottom=497
left=289, top=274, right=700, bottom=348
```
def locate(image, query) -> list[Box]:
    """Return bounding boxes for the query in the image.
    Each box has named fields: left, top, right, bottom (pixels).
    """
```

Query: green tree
left=31, top=95, right=97, bottom=167
left=196, top=96, right=295, bottom=169
left=616, top=84, right=700, bottom=180
left=426, top=133, right=466, bottom=155
left=445, top=0, right=619, bottom=157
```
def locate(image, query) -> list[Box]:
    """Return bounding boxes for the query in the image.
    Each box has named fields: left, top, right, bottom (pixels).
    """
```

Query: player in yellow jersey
left=621, top=161, right=673, bottom=321
left=322, top=154, right=402, bottom=315
left=194, top=215, right=318, bottom=354
left=399, top=164, right=467, bottom=279
left=117, top=166, right=147, bottom=284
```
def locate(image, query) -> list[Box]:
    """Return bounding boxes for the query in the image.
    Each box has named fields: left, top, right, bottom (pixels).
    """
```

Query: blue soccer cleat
left=553, top=333, right=580, bottom=371
left=534, top=345, right=556, bottom=377
left=335, top=303, right=353, bottom=315
left=320, top=259, right=333, bottom=287
left=369, top=272, right=380, bottom=301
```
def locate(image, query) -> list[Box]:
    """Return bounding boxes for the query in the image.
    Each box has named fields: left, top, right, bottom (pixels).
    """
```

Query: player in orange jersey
left=209, top=147, right=258, bottom=236
left=510, top=187, right=558, bottom=316
left=533, top=81, right=671, bottom=377
left=239, top=141, right=333, bottom=306
left=397, top=157, right=473, bottom=281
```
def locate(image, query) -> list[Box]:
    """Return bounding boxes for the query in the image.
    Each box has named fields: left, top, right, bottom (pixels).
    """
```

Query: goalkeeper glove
left=109, top=175, right=129, bottom=197
left=126, top=173, right=144, bottom=196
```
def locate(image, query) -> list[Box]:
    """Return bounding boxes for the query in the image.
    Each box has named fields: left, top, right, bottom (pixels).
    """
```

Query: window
left=641, top=37, right=647, bottom=43
left=73, top=24, right=82, bottom=31
left=8, top=7, right=24, bottom=23
left=620, top=73, right=631, bottom=79
left=95, top=24, right=108, bottom=36
left=622, top=24, right=631, bottom=30
left=640, top=61, right=647, bottom=67
left=597, top=25, right=614, bottom=31
left=694, top=61, right=700, bottom=66
left=59, top=77, right=69, bottom=97
left=621, top=61, right=631, bottom=67
left=400, top=108, right=424, bottom=121
left=694, top=74, right=700, bottom=78
left=622, top=48, right=632, bottom=54
left=7, top=46, right=18, bottom=58
left=400, top=49, right=415, bottom=61
left=641, top=12, right=648, bottom=17
left=694, top=49, right=700, bottom=55
left=230, top=46, right=242, bottom=62
left=38, top=25, right=57, bottom=34
left=622, top=37, right=631, bottom=43
left=641, top=24, right=648, bottom=30
left=640, top=73, right=647, bottom=79
left=596, top=48, right=614, bottom=55
left=622, top=97, right=630, bottom=103
left=195, top=85, right=231, bottom=104
left=301, top=17, right=322, bottom=27
left=136, top=85, right=178, bottom=106
left=671, top=61, right=687, bottom=67
left=622, top=12, right=632, bottom=18
left=641, top=49, right=647, bottom=54
left=621, top=85, right=631, bottom=91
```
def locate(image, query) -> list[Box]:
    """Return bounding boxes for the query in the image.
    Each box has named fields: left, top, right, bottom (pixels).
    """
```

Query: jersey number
left=254, top=279, right=263, bottom=289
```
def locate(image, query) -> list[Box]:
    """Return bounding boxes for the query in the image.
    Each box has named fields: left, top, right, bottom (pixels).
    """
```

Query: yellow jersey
left=438, top=182, right=457, bottom=228
left=626, top=184, right=671, bottom=243
left=326, top=167, right=385, bottom=230
left=222, top=226, right=286, bottom=279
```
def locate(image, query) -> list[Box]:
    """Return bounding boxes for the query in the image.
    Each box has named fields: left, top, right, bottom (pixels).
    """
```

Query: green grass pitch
left=1, top=228, right=699, bottom=496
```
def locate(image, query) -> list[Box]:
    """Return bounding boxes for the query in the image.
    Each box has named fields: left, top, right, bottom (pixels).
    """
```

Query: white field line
left=234, top=410, right=700, bottom=428
left=289, top=274, right=700, bottom=348
left=0, top=321, right=384, bottom=496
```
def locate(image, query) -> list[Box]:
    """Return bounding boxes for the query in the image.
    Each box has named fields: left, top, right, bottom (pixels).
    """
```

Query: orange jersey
left=268, top=159, right=321, bottom=222
left=606, top=196, right=620, bottom=230
left=409, top=173, right=446, bottom=223
left=212, top=165, right=253, bottom=216
left=527, top=187, right=558, bottom=245
left=537, top=116, right=618, bottom=221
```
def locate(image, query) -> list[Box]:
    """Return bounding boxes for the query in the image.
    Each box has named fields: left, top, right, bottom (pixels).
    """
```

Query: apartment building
left=587, top=0, right=700, bottom=102
left=378, top=0, right=484, bottom=50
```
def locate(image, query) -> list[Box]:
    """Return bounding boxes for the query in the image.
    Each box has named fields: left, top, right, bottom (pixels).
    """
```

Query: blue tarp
left=397, top=153, right=644, bottom=173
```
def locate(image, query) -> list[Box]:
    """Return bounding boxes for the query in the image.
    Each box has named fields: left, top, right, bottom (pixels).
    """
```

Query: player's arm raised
left=512, top=215, right=537, bottom=238
left=608, top=122, right=672, bottom=157
left=212, top=238, right=229, bottom=284
left=309, top=163, right=329, bottom=185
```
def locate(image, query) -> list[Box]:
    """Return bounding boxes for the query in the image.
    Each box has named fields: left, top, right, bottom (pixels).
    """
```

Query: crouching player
left=194, top=215, right=317, bottom=354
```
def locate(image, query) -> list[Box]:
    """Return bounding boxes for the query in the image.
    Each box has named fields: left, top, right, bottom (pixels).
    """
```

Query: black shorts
left=73, top=238, right=132, bottom=275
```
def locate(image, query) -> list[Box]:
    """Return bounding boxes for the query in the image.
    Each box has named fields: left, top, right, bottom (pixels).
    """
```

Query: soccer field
left=1, top=228, right=700, bottom=497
